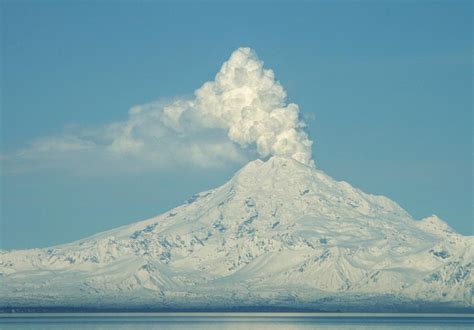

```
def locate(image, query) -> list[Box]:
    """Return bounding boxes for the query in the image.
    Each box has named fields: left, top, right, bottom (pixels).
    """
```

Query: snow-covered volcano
left=0, top=157, right=472, bottom=312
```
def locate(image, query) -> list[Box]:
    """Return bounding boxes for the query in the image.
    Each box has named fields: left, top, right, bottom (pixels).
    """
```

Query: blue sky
left=1, top=1, right=472, bottom=249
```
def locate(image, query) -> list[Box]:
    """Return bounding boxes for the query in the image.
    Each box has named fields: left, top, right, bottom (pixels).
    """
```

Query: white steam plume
left=3, top=47, right=314, bottom=173
left=163, top=47, right=314, bottom=166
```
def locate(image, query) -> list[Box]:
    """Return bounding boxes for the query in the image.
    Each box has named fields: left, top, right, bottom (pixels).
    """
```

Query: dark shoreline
left=1, top=306, right=473, bottom=314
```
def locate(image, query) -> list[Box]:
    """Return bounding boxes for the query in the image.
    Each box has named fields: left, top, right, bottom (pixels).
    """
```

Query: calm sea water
left=0, top=313, right=472, bottom=329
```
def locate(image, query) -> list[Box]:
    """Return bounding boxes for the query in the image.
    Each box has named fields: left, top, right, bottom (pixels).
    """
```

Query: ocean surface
left=0, top=313, right=473, bottom=329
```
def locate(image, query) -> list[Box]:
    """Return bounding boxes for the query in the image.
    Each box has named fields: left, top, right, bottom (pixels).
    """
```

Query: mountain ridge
left=1, top=156, right=472, bottom=312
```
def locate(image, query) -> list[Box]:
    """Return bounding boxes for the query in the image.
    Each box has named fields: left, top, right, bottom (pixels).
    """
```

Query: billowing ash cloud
left=162, top=47, right=313, bottom=166
left=3, top=47, right=314, bottom=174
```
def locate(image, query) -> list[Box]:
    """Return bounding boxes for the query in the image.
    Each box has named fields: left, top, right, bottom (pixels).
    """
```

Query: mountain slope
left=1, top=157, right=472, bottom=312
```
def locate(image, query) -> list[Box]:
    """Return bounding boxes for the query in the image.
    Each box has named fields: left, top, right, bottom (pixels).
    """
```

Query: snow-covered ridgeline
left=0, top=157, right=472, bottom=311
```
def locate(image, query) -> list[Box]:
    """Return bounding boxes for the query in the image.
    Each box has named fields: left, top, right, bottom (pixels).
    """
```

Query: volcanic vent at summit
left=0, top=48, right=472, bottom=313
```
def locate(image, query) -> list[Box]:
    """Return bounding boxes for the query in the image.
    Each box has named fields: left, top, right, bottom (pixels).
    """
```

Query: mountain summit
left=1, top=157, right=472, bottom=312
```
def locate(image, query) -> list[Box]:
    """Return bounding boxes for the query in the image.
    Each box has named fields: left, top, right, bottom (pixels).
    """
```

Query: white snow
left=0, top=156, right=472, bottom=310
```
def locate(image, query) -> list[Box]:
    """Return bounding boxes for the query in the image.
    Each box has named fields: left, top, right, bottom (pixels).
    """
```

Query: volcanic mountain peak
left=0, top=156, right=472, bottom=312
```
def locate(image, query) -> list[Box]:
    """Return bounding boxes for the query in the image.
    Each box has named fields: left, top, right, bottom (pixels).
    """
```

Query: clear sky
left=1, top=1, right=472, bottom=249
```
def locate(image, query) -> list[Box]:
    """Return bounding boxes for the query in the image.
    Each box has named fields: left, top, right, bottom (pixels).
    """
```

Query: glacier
left=0, top=156, right=472, bottom=312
